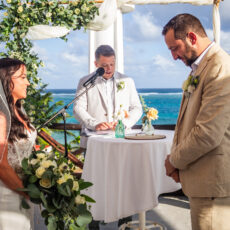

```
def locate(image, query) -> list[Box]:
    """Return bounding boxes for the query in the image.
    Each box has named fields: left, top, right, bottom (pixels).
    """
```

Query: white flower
left=36, top=153, right=46, bottom=159
left=35, top=166, right=45, bottom=178
left=75, top=195, right=85, bottom=204
left=116, top=81, right=125, bottom=92
left=188, top=85, right=196, bottom=94
left=6, top=0, right=11, bottom=4
left=46, top=12, right=52, bottom=18
left=57, top=173, right=73, bottom=185
left=39, top=178, right=51, bottom=188
left=30, top=158, right=39, bottom=165
left=41, top=160, right=56, bottom=169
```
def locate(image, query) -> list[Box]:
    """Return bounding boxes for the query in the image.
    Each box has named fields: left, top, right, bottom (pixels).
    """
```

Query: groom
left=73, top=45, right=142, bottom=148
left=163, top=14, right=230, bottom=230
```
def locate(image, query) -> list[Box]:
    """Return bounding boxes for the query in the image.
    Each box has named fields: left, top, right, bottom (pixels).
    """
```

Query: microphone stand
left=38, top=82, right=96, bottom=157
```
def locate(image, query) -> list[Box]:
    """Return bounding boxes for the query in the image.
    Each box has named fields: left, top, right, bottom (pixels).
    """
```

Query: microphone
left=83, top=67, right=105, bottom=87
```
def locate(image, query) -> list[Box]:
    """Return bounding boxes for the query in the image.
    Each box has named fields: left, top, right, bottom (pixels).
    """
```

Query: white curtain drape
left=25, top=0, right=220, bottom=42
left=123, top=0, right=213, bottom=5
left=25, top=25, right=70, bottom=40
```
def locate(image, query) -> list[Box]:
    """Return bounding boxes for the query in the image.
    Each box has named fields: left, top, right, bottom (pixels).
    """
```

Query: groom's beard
left=179, top=42, right=198, bottom=67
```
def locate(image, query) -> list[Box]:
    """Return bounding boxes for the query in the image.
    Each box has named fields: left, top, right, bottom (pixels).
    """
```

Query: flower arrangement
left=114, top=104, right=129, bottom=121
left=19, top=146, right=94, bottom=230
left=140, top=96, right=158, bottom=125
left=116, top=81, right=125, bottom=92
left=182, top=75, right=199, bottom=96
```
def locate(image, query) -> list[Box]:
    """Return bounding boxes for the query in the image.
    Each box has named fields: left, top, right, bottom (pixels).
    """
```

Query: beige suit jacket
left=170, top=44, right=230, bottom=197
left=73, top=71, right=142, bottom=147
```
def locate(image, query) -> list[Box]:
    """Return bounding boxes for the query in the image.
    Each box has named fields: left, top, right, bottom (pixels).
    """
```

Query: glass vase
left=115, top=120, right=125, bottom=138
left=142, top=119, right=154, bottom=135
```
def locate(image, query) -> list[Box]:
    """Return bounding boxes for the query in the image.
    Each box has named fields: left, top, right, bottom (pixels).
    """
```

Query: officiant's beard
left=181, top=43, right=198, bottom=67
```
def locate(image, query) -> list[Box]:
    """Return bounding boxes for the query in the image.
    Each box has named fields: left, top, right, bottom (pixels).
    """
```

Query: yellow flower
left=58, top=162, right=68, bottom=171
left=36, top=153, right=46, bottom=159
left=41, top=160, right=56, bottom=169
left=74, top=8, right=80, bottom=15
left=57, top=173, right=73, bottom=185
left=39, top=178, right=51, bottom=188
left=6, top=0, right=11, bottom=3
left=30, top=158, right=39, bottom=165
left=4, top=12, right=8, bottom=17
left=75, top=195, right=85, bottom=204
left=147, top=108, right=158, bottom=121
left=17, top=6, right=23, bottom=14
left=72, top=181, right=79, bottom=191
left=35, top=166, right=45, bottom=178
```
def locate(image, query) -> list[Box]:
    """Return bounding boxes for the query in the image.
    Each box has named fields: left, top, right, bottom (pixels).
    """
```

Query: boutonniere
left=116, top=81, right=125, bottom=92
left=182, top=75, right=199, bottom=97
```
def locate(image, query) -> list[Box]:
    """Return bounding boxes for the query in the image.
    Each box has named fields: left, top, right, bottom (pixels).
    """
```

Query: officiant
left=73, top=45, right=142, bottom=148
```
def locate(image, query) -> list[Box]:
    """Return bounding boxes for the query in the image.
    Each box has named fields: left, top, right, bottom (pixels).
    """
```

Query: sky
left=32, top=1, right=230, bottom=89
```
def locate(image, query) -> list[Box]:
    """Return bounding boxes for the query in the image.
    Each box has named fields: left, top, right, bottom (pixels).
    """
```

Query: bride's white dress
left=0, top=129, right=37, bottom=230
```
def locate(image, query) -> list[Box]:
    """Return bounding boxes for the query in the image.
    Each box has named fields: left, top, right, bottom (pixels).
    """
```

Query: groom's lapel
left=96, top=78, right=108, bottom=109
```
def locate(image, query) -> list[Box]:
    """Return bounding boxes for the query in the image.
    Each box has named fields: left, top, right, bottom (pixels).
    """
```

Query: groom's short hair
left=162, top=13, right=207, bottom=40
left=95, top=45, right=116, bottom=61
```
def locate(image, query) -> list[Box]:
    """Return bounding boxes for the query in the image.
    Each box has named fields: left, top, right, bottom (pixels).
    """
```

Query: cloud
left=61, top=52, right=88, bottom=66
left=124, top=11, right=161, bottom=42
left=220, top=0, right=230, bottom=21
left=153, top=55, right=175, bottom=70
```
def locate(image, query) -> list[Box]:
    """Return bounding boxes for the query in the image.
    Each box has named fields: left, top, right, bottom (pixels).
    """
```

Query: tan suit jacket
left=170, top=44, right=230, bottom=197
left=73, top=71, right=142, bottom=147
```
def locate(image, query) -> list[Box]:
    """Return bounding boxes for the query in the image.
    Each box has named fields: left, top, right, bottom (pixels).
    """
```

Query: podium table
left=82, top=129, right=181, bottom=227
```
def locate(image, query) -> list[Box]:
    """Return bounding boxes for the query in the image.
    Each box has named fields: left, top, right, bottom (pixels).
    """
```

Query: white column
left=114, top=9, right=124, bottom=73
left=88, top=4, right=134, bottom=74
left=89, top=24, right=114, bottom=73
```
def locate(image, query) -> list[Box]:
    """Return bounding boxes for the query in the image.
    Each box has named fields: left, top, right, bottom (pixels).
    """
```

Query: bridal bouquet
left=20, top=146, right=94, bottom=230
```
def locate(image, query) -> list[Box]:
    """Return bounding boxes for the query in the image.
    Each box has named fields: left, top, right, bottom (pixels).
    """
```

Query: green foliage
left=0, top=0, right=98, bottom=127
left=20, top=147, right=95, bottom=230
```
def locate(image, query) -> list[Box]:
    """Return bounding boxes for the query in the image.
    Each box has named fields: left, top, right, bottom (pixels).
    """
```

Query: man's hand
left=95, top=122, right=117, bottom=131
left=165, top=155, right=176, bottom=176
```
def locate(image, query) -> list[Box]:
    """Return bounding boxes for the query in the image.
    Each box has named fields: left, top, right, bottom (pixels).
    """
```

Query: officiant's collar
left=101, top=71, right=117, bottom=82
left=191, top=41, right=215, bottom=74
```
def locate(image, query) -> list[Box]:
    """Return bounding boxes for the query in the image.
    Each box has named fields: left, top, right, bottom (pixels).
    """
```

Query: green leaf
left=29, top=175, right=38, bottom=183
left=27, top=184, right=40, bottom=199
left=57, top=184, right=69, bottom=197
left=47, top=215, right=57, bottom=230
left=21, top=158, right=28, bottom=170
left=82, top=194, right=96, bottom=203
left=79, top=181, right=93, bottom=190
left=21, top=198, right=30, bottom=209
left=76, top=212, right=92, bottom=227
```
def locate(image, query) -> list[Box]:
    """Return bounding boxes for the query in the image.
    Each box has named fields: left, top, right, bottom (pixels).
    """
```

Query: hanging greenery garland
left=0, top=0, right=98, bottom=127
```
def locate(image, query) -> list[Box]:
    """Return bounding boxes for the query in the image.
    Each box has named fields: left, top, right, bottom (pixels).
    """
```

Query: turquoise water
left=47, top=88, right=182, bottom=144
left=48, top=88, right=182, bottom=125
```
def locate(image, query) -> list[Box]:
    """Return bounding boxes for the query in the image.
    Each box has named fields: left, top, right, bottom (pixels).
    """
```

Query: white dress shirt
left=101, top=76, right=115, bottom=122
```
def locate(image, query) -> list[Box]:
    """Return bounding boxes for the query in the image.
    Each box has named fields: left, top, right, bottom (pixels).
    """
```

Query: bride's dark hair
left=0, top=58, right=34, bottom=143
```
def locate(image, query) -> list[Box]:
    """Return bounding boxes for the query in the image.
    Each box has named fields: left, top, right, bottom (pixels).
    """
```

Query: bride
left=0, top=58, right=37, bottom=230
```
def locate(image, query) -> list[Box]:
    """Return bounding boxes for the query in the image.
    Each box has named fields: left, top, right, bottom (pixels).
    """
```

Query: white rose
left=46, top=12, right=52, bottom=18
left=75, top=195, right=85, bottom=204
left=41, top=160, right=54, bottom=169
left=30, top=158, right=39, bottom=165
left=36, top=153, right=46, bottom=159
left=35, top=167, right=45, bottom=178
left=17, top=6, right=23, bottom=13
left=39, top=178, right=51, bottom=188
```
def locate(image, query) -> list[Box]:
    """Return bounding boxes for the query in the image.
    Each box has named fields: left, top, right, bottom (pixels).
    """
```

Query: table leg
left=139, top=211, right=146, bottom=230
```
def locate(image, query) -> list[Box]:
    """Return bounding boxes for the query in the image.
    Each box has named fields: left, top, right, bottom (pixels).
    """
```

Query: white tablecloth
left=82, top=129, right=181, bottom=223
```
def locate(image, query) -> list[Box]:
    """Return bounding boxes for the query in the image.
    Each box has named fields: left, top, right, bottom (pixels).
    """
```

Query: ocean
left=46, top=88, right=182, bottom=143
left=47, top=88, right=182, bottom=125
